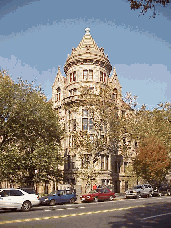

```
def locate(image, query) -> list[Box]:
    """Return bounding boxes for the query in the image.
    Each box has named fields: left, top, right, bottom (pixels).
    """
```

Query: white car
left=0, top=188, right=40, bottom=212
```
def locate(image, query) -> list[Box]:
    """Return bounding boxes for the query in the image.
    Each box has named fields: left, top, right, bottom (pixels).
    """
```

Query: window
left=100, top=71, right=107, bottom=82
left=73, top=71, right=76, bottom=81
left=55, top=87, right=61, bottom=102
left=70, top=73, right=72, bottom=82
left=83, top=70, right=93, bottom=80
left=89, top=118, right=93, bottom=130
left=82, top=109, right=94, bottom=131
left=124, top=162, right=128, bottom=173
left=82, top=118, right=88, bottom=130
left=73, top=119, right=76, bottom=131
left=112, top=88, right=117, bottom=101
left=67, top=155, right=71, bottom=170
left=104, top=73, right=106, bottom=82
left=83, top=70, right=88, bottom=80
left=72, top=155, right=76, bottom=169
left=69, top=71, right=76, bottom=82
left=105, top=155, right=109, bottom=170
left=114, top=161, right=120, bottom=173
left=100, top=71, right=103, bottom=82
left=0, top=190, right=10, bottom=197
left=10, top=190, right=24, bottom=196
left=89, top=70, right=93, bottom=80
left=101, top=155, right=104, bottom=169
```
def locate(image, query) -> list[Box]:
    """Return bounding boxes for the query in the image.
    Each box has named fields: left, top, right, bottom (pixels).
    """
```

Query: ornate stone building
left=52, top=28, right=134, bottom=193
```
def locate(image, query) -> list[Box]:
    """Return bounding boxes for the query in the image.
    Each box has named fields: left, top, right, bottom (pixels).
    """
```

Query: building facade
left=52, top=28, right=135, bottom=193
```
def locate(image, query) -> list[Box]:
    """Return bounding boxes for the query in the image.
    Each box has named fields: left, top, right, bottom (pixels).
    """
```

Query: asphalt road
left=0, top=196, right=171, bottom=227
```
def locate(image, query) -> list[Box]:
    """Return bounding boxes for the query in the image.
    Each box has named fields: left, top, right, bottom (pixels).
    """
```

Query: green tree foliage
left=133, top=135, right=171, bottom=184
left=124, top=101, right=171, bottom=183
left=126, top=102, right=171, bottom=153
left=128, top=0, right=170, bottom=18
left=0, top=70, right=63, bottom=186
left=65, top=85, right=130, bottom=186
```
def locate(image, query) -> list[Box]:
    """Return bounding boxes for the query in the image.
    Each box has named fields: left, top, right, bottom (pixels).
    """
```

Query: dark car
left=158, top=184, right=171, bottom=196
left=39, top=189, right=77, bottom=205
left=80, top=188, right=115, bottom=202
left=152, top=187, right=162, bottom=197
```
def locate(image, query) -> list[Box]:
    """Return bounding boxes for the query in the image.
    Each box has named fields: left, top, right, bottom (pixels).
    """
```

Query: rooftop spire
left=85, top=27, right=90, bottom=35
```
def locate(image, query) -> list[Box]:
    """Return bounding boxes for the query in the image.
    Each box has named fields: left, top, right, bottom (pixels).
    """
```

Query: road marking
left=142, top=212, right=171, bottom=220
left=0, top=205, right=147, bottom=225
left=56, top=209, right=65, bottom=211
left=79, top=207, right=85, bottom=208
left=66, top=208, right=74, bottom=210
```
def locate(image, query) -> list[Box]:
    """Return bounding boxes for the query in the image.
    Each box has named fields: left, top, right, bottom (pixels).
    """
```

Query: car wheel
left=22, top=201, right=31, bottom=212
left=70, top=198, right=75, bottom=204
left=109, top=195, right=114, bottom=201
left=49, top=199, right=56, bottom=206
left=94, top=197, right=99, bottom=202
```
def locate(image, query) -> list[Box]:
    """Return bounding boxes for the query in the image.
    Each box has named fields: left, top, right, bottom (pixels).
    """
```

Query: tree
left=128, top=0, right=170, bottom=18
left=0, top=70, right=63, bottom=187
left=125, top=102, right=171, bottom=154
left=133, top=135, right=171, bottom=184
left=64, top=85, right=131, bottom=188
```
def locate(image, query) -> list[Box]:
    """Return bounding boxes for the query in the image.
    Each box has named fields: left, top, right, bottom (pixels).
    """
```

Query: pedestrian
left=93, top=183, right=97, bottom=190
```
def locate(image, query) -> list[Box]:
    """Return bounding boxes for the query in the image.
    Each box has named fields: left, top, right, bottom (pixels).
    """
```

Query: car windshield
left=22, top=189, right=36, bottom=194
left=133, top=186, right=142, bottom=189
left=89, top=190, right=97, bottom=194
left=49, top=190, right=59, bottom=196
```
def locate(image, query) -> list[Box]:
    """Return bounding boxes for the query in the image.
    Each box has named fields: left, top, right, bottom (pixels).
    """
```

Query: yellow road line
left=0, top=204, right=147, bottom=225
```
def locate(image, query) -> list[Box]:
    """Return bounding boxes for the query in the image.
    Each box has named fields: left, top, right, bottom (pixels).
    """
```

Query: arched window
left=56, top=87, right=61, bottom=102
left=112, top=88, right=117, bottom=101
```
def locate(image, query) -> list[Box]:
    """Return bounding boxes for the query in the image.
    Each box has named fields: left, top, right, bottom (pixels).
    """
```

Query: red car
left=80, top=188, right=116, bottom=202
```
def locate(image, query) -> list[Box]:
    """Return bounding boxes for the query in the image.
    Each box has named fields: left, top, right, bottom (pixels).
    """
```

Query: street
left=0, top=196, right=171, bottom=227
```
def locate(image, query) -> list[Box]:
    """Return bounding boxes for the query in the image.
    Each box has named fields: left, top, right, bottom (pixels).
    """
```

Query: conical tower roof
left=64, top=28, right=112, bottom=74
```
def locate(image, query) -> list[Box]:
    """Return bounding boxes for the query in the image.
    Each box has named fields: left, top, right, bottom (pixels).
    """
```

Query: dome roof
left=64, top=28, right=112, bottom=74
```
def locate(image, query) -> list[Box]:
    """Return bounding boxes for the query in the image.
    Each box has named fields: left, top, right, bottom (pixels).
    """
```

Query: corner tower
left=52, top=28, right=130, bottom=194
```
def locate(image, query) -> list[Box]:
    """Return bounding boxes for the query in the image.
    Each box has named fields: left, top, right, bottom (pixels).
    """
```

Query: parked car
left=125, top=184, right=153, bottom=199
left=0, top=188, right=40, bottom=212
left=39, top=189, right=77, bottom=205
left=140, top=184, right=153, bottom=198
left=80, top=188, right=116, bottom=202
left=158, top=184, right=171, bottom=196
left=20, top=187, right=40, bottom=198
left=125, top=185, right=144, bottom=199
left=152, top=187, right=162, bottom=197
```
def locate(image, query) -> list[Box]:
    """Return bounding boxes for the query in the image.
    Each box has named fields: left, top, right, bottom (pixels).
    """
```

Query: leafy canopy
left=0, top=70, right=63, bottom=186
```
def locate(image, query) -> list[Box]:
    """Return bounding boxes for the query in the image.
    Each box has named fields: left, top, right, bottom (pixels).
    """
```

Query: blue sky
left=0, top=0, right=171, bottom=109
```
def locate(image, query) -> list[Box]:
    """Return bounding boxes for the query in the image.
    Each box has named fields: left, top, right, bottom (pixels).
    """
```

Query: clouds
left=0, top=55, right=57, bottom=100
left=115, top=63, right=170, bottom=108
left=0, top=0, right=170, bottom=108
left=1, top=54, right=170, bottom=107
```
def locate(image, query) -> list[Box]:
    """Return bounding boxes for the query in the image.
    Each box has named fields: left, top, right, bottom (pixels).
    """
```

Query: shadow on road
left=108, top=202, right=171, bottom=228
